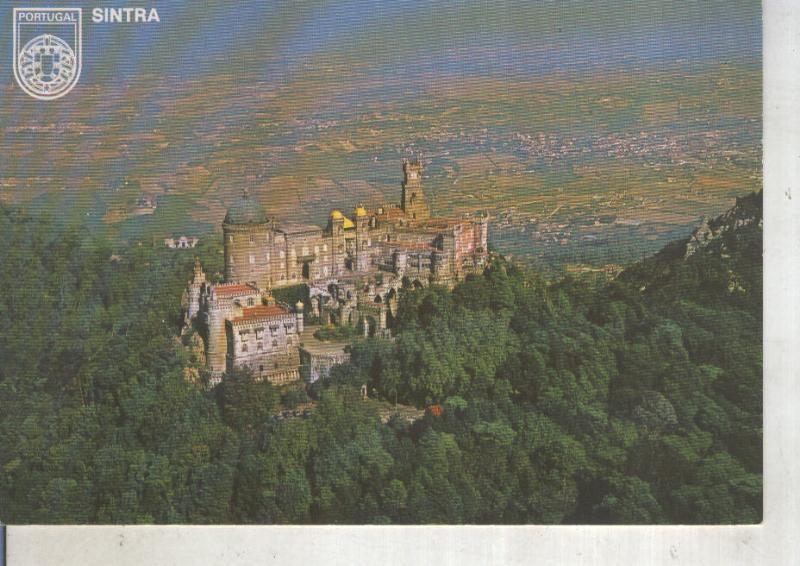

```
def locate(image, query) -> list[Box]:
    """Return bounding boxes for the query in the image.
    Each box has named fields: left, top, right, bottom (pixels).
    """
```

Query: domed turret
left=224, top=188, right=268, bottom=225
left=329, top=209, right=354, bottom=229
left=354, top=205, right=368, bottom=217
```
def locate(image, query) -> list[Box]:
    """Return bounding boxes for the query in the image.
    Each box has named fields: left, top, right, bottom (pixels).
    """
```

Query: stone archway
left=361, top=315, right=379, bottom=338
left=401, top=276, right=424, bottom=290
left=385, top=288, right=399, bottom=327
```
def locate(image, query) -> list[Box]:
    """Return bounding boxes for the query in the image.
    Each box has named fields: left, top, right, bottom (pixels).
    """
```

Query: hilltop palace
left=184, top=160, right=489, bottom=384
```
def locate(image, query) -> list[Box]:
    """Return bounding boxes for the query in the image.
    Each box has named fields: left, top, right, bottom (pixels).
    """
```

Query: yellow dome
left=355, top=206, right=368, bottom=217
left=330, top=210, right=344, bottom=220
left=342, top=217, right=355, bottom=229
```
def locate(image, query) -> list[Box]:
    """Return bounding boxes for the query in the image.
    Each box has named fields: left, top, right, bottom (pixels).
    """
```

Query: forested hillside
left=0, top=193, right=762, bottom=524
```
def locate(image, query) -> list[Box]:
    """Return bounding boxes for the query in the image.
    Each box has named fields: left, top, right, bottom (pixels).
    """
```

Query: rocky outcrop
left=617, top=191, right=762, bottom=303
left=684, top=216, right=714, bottom=258
left=684, top=193, right=762, bottom=259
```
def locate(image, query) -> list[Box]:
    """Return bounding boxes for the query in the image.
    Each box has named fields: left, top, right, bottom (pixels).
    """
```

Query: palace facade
left=185, top=159, right=489, bottom=383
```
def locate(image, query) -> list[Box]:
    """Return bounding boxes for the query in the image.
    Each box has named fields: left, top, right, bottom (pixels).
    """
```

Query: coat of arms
left=13, top=7, right=82, bottom=100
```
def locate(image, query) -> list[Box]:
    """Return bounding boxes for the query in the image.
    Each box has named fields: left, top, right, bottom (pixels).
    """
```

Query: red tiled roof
left=214, top=283, right=259, bottom=297
left=231, top=304, right=290, bottom=324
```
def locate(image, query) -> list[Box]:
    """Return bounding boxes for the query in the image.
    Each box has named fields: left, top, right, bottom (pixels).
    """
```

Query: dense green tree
left=0, top=193, right=762, bottom=524
left=215, top=366, right=278, bottom=432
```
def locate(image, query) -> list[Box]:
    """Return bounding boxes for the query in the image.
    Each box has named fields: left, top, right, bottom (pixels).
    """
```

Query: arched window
left=241, top=343, right=248, bottom=352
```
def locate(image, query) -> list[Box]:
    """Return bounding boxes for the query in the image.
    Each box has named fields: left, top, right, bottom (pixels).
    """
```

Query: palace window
left=272, top=339, right=278, bottom=347
left=323, top=244, right=328, bottom=252
left=249, top=234, right=255, bottom=243
left=247, top=297, right=255, bottom=306
left=314, top=245, right=319, bottom=254
left=249, top=254, right=255, bottom=264
left=257, top=343, right=263, bottom=351
left=279, top=250, right=285, bottom=258
left=255, top=329, right=263, bottom=340
left=241, top=343, right=248, bottom=353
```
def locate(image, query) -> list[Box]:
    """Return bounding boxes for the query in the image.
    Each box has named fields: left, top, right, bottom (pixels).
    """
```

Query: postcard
left=0, top=0, right=782, bottom=562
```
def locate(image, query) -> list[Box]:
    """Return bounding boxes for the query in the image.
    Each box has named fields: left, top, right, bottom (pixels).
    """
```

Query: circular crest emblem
left=17, top=34, right=77, bottom=98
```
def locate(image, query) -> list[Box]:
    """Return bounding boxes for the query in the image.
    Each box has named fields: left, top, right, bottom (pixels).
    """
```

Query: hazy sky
left=0, top=0, right=762, bottom=237
left=1, top=0, right=761, bottom=87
